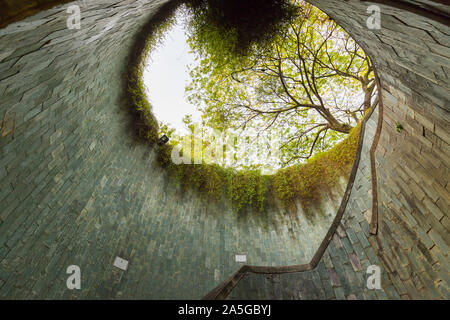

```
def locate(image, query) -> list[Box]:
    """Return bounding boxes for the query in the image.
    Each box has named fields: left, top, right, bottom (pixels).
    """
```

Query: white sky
left=142, top=19, right=201, bottom=135
left=141, top=13, right=366, bottom=171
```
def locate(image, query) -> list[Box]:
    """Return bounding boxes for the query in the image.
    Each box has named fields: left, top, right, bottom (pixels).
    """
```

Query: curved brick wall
left=0, top=0, right=351, bottom=299
left=311, top=0, right=449, bottom=300
left=0, top=0, right=449, bottom=299
left=229, top=105, right=388, bottom=299
left=223, top=0, right=450, bottom=300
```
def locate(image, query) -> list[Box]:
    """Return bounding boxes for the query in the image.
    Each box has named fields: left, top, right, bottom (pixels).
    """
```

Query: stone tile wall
left=227, top=0, right=449, bottom=299
left=0, top=0, right=351, bottom=299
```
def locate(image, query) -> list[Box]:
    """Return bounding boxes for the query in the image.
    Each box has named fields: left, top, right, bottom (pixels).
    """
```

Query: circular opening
left=129, top=0, right=378, bottom=214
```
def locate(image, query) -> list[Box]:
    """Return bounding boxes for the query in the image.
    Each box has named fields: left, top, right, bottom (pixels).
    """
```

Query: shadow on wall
left=0, top=0, right=74, bottom=29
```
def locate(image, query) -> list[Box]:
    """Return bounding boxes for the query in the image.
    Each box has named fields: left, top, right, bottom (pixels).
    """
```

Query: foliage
left=127, top=2, right=180, bottom=144
left=183, top=0, right=298, bottom=56
left=395, top=122, right=404, bottom=133
left=186, top=0, right=377, bottom=167
left=127, top=1, right=366, bottom=216
left=272, top=121, right=361, bottom=212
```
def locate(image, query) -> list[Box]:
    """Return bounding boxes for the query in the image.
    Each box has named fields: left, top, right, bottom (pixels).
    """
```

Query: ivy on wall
left=126, top=1, right=362, bottom=215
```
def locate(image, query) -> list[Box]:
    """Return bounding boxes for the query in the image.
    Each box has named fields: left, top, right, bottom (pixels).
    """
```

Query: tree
left=185, top=0, right=377, bottom=167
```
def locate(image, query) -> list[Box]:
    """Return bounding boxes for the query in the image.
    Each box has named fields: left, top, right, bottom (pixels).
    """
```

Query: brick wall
left=0, top=0, right=448, bottom=299
left=308, top=0, right=449, bottom=299
left=227, top=0, right=449, bottom=299
left=228, top=106, right=404, bottom=300
left=0, top=0, right=351, bottom=298
left=0, top=0, right=75, bottom=28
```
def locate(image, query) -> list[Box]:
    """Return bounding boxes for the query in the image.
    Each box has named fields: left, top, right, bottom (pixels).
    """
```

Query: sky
left=142, top=19, right=201, bottom=135
left=141, top=12, right=367, bottom=172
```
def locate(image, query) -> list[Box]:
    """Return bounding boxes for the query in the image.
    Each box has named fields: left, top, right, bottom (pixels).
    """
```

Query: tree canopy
left=177, top=0, right=377, bottom=169
left=128, top=0, right=369, bottom=213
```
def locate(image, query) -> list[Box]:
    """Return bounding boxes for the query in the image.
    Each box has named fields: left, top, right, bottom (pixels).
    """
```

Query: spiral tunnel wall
left=0, top=0, right=448, bottom=299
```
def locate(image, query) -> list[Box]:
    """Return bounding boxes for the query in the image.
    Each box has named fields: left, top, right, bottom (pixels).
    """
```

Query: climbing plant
left=127, top=0, right=365, bottom=214
left=185, top=0, right=377, bottom=167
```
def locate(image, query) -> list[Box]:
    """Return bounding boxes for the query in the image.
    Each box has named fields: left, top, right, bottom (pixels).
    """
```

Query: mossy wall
left=127, top=1, right=362, bottom=215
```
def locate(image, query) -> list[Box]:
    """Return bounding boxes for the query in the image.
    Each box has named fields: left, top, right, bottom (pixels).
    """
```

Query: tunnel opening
left=0, top=0, right=448, bottom=300
left=128, top=0, right=377, bottom=220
